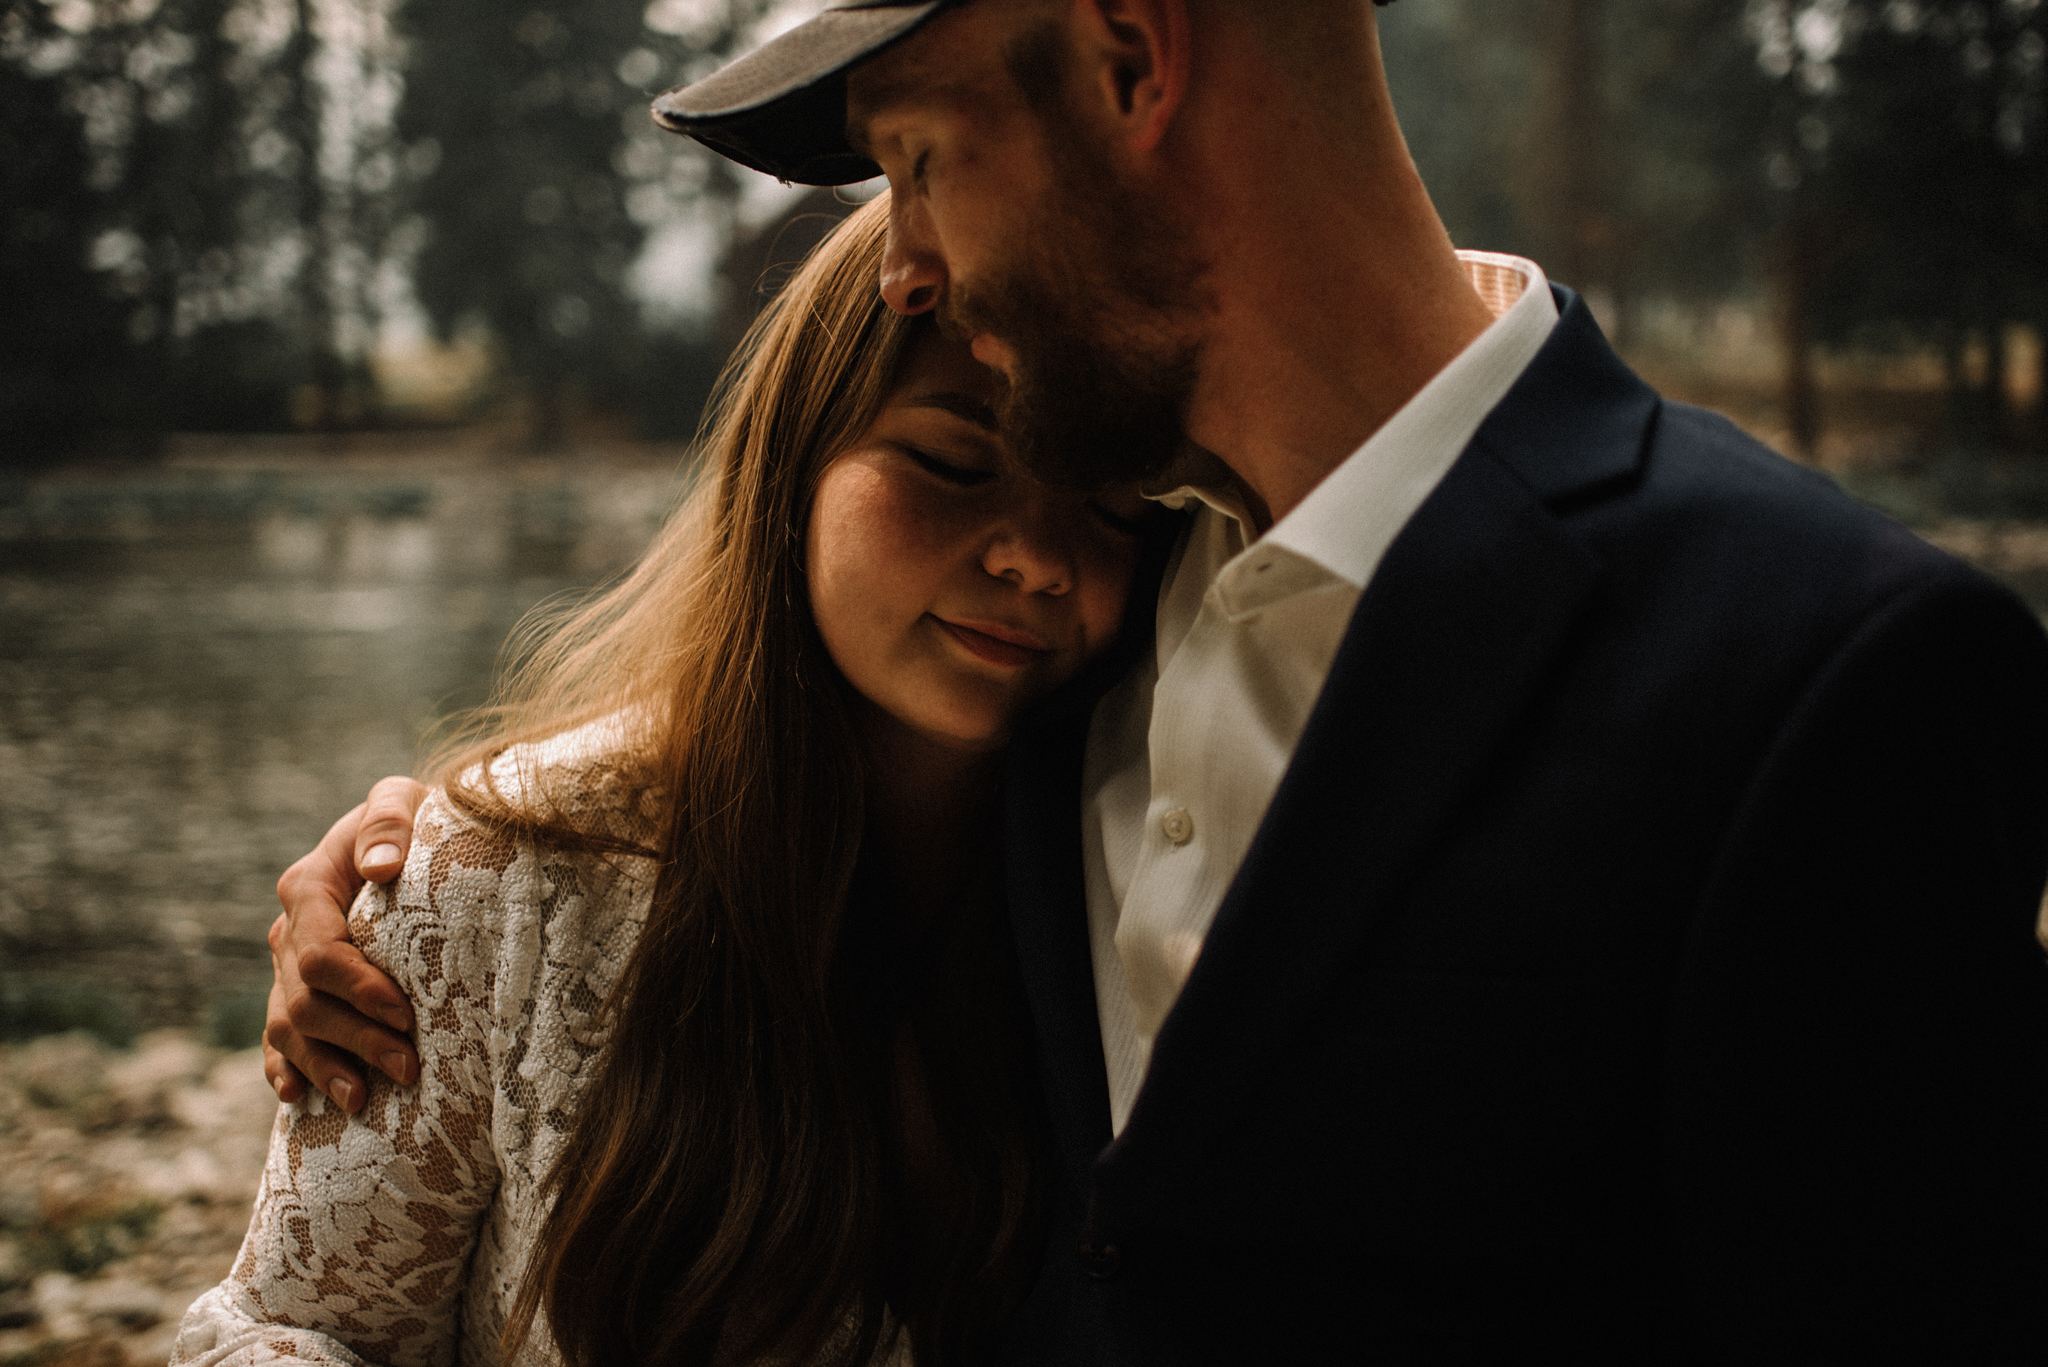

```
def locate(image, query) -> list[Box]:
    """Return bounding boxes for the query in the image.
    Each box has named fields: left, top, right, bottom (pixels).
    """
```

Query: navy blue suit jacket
left=997, top=290, right=2048, bottom=1363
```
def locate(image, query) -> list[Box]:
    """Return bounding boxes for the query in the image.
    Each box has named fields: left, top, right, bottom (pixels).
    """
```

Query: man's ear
left=1072, top=0, right=1190, bottom=155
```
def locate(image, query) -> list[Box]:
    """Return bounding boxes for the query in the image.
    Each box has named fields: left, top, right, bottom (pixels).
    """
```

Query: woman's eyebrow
left=906, top=391, right=999, bottom=432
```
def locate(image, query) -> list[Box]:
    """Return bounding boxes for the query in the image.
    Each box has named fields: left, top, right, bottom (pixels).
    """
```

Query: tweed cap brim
left=650, top=2, right=950, bottom=186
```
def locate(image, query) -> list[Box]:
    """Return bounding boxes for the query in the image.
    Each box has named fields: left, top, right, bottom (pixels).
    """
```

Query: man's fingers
left=276, top=801, right=414, bottom=1035
left=263, top=1030, right=309, bottom=1105
left=265, top=978, right=356, bottom=1109
left=355, top=776, right=427, bottom=883
left=282, top=966, right=418, bottom=1086
left=278, top=979, right=417, bottom=1082
left=265, top=776, right=427, bottom=1102
left=266, top=1011, right=371, bottom=1114
left=277, top=802, right=368, bottom=933
left=294, top=932, right=415, bottom=1035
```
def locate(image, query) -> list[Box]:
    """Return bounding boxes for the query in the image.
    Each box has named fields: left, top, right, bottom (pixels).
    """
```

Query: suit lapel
left=1097, top=292, right=1658, bottom=1198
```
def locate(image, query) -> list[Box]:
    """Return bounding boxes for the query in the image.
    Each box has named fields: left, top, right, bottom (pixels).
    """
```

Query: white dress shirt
left=1081, top=252, right=1560, bottom=1134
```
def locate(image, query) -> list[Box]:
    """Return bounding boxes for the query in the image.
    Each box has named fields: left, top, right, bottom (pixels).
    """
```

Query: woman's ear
left=1073, top=0, right=1190, bottom=156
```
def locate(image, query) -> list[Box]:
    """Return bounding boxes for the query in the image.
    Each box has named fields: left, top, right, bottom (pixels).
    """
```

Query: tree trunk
left=1774, top=214, right=1821, bottom=462
left=1535, top=0, right=1605, bottom=293
left=288, top=0, right=343, bottom=427
left=1985, top=318, right=2011, bottom=452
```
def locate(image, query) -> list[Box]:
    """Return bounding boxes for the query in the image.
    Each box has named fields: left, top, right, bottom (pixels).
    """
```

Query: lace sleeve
left=173, top=789, right=573, bottom=1367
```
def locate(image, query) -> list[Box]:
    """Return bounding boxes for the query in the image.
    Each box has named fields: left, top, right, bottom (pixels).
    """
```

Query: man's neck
left=1170, top=11, right=1494, bottom=525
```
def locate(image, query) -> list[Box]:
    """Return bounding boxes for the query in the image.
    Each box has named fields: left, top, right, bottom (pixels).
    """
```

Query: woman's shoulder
left=352, top=718, right=664, bottom=1006
left=473, top=710, right=666, bottom=845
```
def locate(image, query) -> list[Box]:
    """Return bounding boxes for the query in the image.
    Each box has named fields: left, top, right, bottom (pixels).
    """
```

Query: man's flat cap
left=650, top=1, right=956, bottom=186
left=650, top=0, right=1398, bottom=187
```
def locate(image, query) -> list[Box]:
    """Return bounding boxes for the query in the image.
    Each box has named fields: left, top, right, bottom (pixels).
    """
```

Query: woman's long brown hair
left=428, top=195, right=1050, bottom=1366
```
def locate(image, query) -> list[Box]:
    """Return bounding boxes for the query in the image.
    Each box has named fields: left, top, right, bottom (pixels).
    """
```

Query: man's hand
left=265, top=776, right=428, bottom=1112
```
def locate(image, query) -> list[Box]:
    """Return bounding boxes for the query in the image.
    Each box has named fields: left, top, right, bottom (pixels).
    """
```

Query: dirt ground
left=0, top=1032, right=275, bottom=1366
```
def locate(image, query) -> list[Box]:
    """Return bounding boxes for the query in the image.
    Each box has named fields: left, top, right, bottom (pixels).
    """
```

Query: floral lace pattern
left=173, top=734, right=662, bottom=1367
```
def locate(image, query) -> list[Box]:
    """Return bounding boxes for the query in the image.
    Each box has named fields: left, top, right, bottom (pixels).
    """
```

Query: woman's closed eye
left=1088, top=500, right=1150, bottom=537
left=898, top=442, right=995, bottom=487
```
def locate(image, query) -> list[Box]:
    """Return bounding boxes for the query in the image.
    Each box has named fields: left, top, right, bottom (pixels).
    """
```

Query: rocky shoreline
left=0, top=1031, right=276, bottom=1366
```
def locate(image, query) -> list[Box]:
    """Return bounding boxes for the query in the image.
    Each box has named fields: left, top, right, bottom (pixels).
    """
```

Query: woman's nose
left=982, top=501, right=1076, bottom=597
left=879, top=196, right=945, bottom=316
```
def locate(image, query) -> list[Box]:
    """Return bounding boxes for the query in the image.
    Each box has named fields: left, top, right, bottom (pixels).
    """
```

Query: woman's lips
left=935, top=617, right=1050, bottom=669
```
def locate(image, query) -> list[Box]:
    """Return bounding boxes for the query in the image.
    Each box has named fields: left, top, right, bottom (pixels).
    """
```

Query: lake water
left=5, top=438, right=2043, bottom=1041
left=0, top=437, right=688, bottom=1037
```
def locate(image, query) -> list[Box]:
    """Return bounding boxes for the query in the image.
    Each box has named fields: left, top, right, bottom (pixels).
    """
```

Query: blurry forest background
left=3, top=0, right=2045, bottom=465
left=5, top=0, right=2048, bottom=1018
left=2, top=2, right=2047, bottom=1358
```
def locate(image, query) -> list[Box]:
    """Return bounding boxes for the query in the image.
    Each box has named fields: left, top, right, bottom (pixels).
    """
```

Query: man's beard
left=938, top=94, right=1208, bottom=490
left=945, top=251, right=1199, bottom=490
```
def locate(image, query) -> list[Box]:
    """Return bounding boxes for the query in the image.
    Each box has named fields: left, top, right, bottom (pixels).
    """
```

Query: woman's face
left=808, top=327, right=1149, bottom=753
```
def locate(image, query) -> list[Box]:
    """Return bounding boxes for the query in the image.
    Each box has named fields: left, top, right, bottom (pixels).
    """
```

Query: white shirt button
left=1160, top=807, right=1194, bottom=845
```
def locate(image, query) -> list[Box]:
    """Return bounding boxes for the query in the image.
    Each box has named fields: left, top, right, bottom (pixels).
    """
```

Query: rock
left=172, top=1049, right=278, bottom=1194
left=78, top=1274, right=165, bottom=1330
left=8, top=1034, right=111, bottom=1121
left=0, top=1283, right=34, bottom=1328
left=0, top=1187, right=32, bottom=1231
left=0, top=1031, right=275, bottom=1364
left=125, top=1314, right=186, bottom=1365
left=104, top=1031, right=213, bottom=1129
left=178, top=1049, right=276, bottom=1134
left=130, top=1147, right=226, bottom=1205
left=38, top=1337, right=127, bottom=1366
left=0, top=1327, right=45, bottom=1359
left=33, top=1269, right=87, bottom=1340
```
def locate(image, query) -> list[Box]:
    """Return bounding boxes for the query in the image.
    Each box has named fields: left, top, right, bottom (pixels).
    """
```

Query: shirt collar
left=1145, top=251, right=1559, bottom=590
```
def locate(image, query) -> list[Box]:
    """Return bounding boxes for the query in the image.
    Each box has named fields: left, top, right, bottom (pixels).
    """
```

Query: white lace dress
left=173, top=737, right=663, bottom=1367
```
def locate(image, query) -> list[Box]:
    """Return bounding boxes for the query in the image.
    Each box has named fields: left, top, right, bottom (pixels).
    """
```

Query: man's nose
left=983, top=500, right=1076, bottom=597
left=879, top=194, right=945, bottom=316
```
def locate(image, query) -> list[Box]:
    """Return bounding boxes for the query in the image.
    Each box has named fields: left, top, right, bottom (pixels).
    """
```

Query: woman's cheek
left=807, top=461, right=900, bottom=682
left=807, top=459, right=959, bottom=673
left=1077, top=533, right=1141, bottom=656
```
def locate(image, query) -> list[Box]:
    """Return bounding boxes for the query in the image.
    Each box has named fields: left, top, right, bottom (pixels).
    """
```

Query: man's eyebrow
left=906, top=391, right=1000, bottom=432
left=844, top=101, right=883, bottom=158
left=844, top=73, right=909, bottom=158
left=845, top=50, right=942, bottom=157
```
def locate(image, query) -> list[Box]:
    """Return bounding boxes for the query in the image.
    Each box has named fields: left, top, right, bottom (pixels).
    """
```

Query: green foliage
left=1765, top=0, right=2047, bottom=338
left=1380, top=0, right=1539, bottom=260
left=205, top=986, right=270, bottom=1051
left=0, top=11, right=145, bottom=462
left=0, top=0, right=408, bottom=445
left=399, top=0, right=650, bottom=437
left=11, top=0, right=2028, bottom=452
left=1750, top=0, right=2048, bottom=447
left=0, top=977, right=136, bottom=1050
left=1604, top=0, right=1780, bottom=303
left=394, top=0, right=779, bottom=443
left=14, top=1197, right=162, bottom=1278
left=1382, top=0, right=1779, bottom=310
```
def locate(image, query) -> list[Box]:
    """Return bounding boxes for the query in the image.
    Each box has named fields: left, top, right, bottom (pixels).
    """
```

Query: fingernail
left=381, top=1052, right=413, bottom=1085
left=365, top=843, right=402, bottom=871
left=331, top=1078, right=357, bottom=1111
left=380, top=1005, right=413, bottom=1031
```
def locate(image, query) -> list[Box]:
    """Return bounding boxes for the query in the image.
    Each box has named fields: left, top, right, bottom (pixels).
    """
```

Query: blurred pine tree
left=396, top=0, right=779, bottom=445
left=0, top=29, right=135, bottom=461
left=1755, top=0, right=2048, bottom=454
